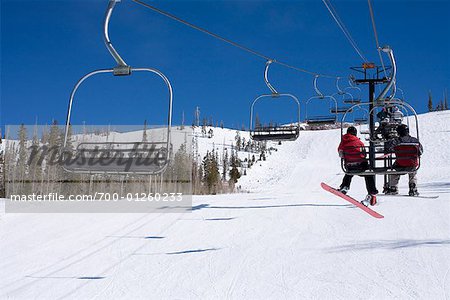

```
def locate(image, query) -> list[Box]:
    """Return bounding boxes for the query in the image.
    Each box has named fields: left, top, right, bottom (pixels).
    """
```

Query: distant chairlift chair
left=250, top=60, right=301, bottom=142
left=305, top=75, right=338, bottom=125
left=343, top=76, right=362, bottom=104
left=332, top=77, right=356, bottom=113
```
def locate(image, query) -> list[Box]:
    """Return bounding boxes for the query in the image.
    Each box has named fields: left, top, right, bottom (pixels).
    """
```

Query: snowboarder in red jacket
left=338, top=126, right=378, bottom=205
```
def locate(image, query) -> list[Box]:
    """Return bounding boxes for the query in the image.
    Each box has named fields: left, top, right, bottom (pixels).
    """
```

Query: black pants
left=341, top=162, right=378, bottom=195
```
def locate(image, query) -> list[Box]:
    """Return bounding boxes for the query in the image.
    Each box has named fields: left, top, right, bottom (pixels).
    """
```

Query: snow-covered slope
left=1, top=111, right=449, bottom=299
left=193, top=126, right=251, bottom=161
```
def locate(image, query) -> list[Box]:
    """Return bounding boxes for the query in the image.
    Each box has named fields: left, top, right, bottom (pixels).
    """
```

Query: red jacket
left=338, top=133, right=366, bottom=163
left=394, top=144, right=420, bottom=167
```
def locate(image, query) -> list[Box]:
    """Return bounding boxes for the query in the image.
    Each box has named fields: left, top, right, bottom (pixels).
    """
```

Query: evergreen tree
left=201, top=152, right=209, bottom=191
left=173, top=143, right=191, bottom=183
left=235, top=132, right=241, bottom=151
left=222, top=149, right=229, bottom=181
left=202, top=150, right=220, bottom=194
left=191, top=161, right=198, bottom=193
left=428, top=90, right=433, bottom=112
left=228, top=151, right=241, bottom=189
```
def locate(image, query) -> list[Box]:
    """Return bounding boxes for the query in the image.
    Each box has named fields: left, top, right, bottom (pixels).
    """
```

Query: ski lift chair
left=305, top=76, right=338, bottom=125
left=250, top=60, right=301, bottom=142
left=331, top=106, right=353, bottom=114
left=333, top=77, right=358, bottom=107
left=252, top=125, right=299, bottom=141
left=62, top=0, right=173, bottom=175
left=340, top=142, right=421, bottom=176
left=305, top=116, right=337, bottom=125
left=353, top=107, right=369, bottom=125
left=340, top=100, right=420, bottom=175
left=343, top=77, right=362, bottom=104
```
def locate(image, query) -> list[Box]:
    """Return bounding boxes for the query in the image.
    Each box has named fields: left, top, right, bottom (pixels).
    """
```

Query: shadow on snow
left=166, top=248, right=220, bottom=255
left=325, top=239, right=450, bottom=252
left=191, top=203, right=352, bottom=211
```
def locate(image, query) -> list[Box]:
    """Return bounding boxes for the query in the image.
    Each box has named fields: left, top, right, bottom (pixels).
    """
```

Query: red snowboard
left=321, top=182, right=384, bottom=219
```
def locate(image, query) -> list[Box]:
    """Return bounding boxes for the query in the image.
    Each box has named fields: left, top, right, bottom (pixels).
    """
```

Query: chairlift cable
left=132, top=0, right=340, bottom=79
left=321, top=0, right=368, bottom=63
left=323, top=0, right=368, bottom=62
left=367, top=0, right=388, bottom=78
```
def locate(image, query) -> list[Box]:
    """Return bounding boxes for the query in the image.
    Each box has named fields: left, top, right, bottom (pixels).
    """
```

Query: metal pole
left=376, top=46, right=396, bottom=102
left=104, top=0, right=127, bottom=67
left=369, top=81, right=376, bottom=186
left=264, top=60, right=278, bottom=95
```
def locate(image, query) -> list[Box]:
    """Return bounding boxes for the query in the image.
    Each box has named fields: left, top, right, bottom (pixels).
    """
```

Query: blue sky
left=1, top=0, right=449, bottom=130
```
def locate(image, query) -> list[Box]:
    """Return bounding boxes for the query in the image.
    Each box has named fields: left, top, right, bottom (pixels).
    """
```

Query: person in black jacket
left=384, top=124, right=423, bottom=196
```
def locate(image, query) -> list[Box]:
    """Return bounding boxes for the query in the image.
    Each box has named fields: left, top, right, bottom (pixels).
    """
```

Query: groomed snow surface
left=1, top=111, right=449, bottom=299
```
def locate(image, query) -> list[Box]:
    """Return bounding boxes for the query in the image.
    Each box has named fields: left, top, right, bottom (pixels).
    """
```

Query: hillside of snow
left=192, top=126, right=251, bottom=160
left=1, top=111, right=449, bottom=299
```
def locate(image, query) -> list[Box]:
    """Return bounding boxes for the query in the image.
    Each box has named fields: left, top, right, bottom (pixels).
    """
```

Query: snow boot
left=361, top=195, right=370, bottom=207
left=409, top=183, right=419, bottom=196
left=361, top=194, right=377, bottom=207
left=385, top=186, right=398, bottom=195
left=382, top=184, right=390, bottom=194
left=338, top=186, right=349, bottom=195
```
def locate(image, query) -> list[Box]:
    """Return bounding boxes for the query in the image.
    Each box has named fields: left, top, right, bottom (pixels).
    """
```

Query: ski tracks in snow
left=225, top=247, right=250, bottom=300
left=2, top=212, right=176, bottom=299
left=57, top=213, right=187, bottom=299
